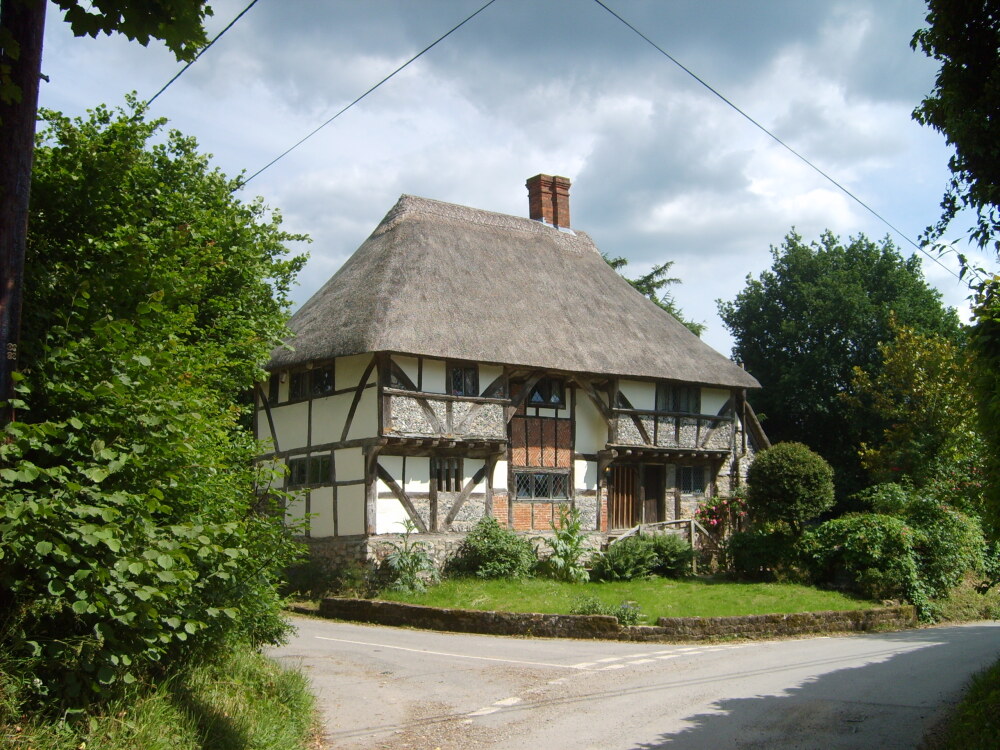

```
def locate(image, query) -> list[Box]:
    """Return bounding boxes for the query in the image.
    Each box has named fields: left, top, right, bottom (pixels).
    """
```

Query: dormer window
left=529, top=377, right=564, bottom=408
left=449, top=363, right=478, bottom=397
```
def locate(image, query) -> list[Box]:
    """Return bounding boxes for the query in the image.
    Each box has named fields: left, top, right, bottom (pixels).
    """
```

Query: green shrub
left=592, top=536, right=658, bottom=581
left=381, top=521, right=440, bottom=593
left=569, top=596, right=644, bottom=626
left=808, top=513, right=926, bottom=608
left=747, top=442, right=835, bottom=532
left=648, top=533, right=696, bottom=577
left=536, top=506, right=591, bottom=583
left=853, top=482, right=911, bottom=515
left=447, top=516, right=536, bottom=579
left=726, top=527, right=804, bottom=581
left=906, top=499, right=984, bottom=598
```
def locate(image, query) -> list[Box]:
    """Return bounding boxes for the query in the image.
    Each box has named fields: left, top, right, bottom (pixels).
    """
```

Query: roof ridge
left=375, top=194, right=597, bottom=255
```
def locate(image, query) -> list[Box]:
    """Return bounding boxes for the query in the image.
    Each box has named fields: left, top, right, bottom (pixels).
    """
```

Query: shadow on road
left=624, top=625, right=999, bottom=749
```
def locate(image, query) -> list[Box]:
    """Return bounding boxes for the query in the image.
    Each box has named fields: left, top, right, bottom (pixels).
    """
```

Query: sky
left=36, top=0, right=989, bottom=355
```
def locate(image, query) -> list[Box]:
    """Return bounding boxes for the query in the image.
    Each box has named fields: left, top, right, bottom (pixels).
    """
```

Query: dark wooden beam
left=341, top=357, right=378, bottom=442
left=443, top=464, right=489, bottom=528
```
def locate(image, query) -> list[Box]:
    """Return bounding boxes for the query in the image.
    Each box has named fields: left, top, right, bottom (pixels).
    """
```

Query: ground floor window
left=679, top=466, right=706, bottom=493
left=514, top=470, right=569, bottom=500
left=431, top=457, right=463, bottom=492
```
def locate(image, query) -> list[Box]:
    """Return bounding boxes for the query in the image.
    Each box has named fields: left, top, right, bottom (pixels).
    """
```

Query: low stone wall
left=317, top=597, right=917, bottom=641
left=623, top=606, right=918, bottom=641
left=318, top=598, right=620, bottom=639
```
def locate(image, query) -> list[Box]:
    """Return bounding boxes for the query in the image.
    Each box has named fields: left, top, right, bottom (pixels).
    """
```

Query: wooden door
left=642, top=464, right=665, bottom=524
left=609, top=465, right=638, bottom=530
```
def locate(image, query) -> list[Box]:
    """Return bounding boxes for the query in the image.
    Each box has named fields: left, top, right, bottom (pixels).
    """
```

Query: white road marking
left=495, top=697, right=522, bottom=706
left=628, top=658, right=656, bottom=664
left=596, top=656, right=622, bottom=662
left=314, top=636, right=583, bottom=670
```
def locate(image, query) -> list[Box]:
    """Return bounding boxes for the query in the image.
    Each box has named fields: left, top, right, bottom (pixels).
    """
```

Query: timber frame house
left=256, top=175, right=767, bottom=553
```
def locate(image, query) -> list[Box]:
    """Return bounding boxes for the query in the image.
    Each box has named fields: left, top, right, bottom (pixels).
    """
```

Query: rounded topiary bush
left=446, top=517, right=537, bottom=579
left=747, top=442, right=835, bottom=532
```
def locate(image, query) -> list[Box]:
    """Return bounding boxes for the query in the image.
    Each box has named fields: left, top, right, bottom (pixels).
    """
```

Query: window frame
left=310, top=366, right=334, bottom=397
left=656, top=383, right=701, bottom=414
left=528, top=377, right=565, bottom=409
left=287, top=454, right=332, bottom=488
left=288, top=371, right=306, bottom=401
left=679, top=466, right=706, bottom=494
left=430, top=456, right=463, bottom=493
left=514, top=469, right=570, bottom=501
left=447, top=362, right=479, bottom=397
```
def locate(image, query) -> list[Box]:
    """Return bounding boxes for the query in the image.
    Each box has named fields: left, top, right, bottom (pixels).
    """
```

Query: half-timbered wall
left=257, top=354, right=378, bottom=538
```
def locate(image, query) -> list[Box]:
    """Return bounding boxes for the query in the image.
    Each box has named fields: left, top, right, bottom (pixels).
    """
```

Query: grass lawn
left=378, top=576, right=877, bottom=622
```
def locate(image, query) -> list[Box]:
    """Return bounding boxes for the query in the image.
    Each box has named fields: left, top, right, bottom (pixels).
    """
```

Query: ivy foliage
left=0, top=101, right=306, bottom=711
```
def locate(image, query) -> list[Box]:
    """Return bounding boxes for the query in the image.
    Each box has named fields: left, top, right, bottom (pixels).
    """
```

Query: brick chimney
left=526, top=174, right=571, bottom=228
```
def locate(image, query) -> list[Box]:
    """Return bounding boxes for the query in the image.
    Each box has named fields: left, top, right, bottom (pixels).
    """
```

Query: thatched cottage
left=256, top=175, right=767, bottom=561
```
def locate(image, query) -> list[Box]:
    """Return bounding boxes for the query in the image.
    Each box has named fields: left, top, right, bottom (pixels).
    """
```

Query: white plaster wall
left=464, top=458, right=486, bottom=488
left=377, top=456, right=404, bottom=494
left=337, top=484, right=366, bottom=535
left=335, top=447, right=365, bottom=482
left=404, top=456, right=430, bottom=494
left=575, top=459, right=597, bottom=491
left=310, top=392, right=352, bottom=445
left=393, top=355, right=420, bottom=388
left=480, top=364, right=503, bottom=392
left=346, top=388, right=377, bottom=441
left=270, top=401, right=308, bottom=451
left=284, top=491, right=307, bottom=528
left=702, top=388, right=731, bottom=416
left=575, top=394, right=608, bottom=454
left=336, top=354, right=374, bottom=390
left=492, top=459, right=508, bottom=490
left=422, top=358, right=446, bottom=394
left=376, top=497, right=409, bottom=534
left=310, top=486, right=335, bottom=537
left=619, top=379, right=656, bottom=411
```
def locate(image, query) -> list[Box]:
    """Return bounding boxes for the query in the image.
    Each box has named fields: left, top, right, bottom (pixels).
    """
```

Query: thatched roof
left=271, top=194, right=759, bottom=390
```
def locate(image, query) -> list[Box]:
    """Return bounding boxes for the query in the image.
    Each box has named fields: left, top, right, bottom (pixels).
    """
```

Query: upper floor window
left=656, top=384, right=701, bottom=414
left=289, top=371, right=306, bottom=401
left=448, top=363, right=478, bottom=397
left=310, top=366, right=334, bottom=397
left=267, top=375, right=279, bottom=406
left=529, top=377, right=565, bottom=408
left=287, top=454, right=331, bottom=488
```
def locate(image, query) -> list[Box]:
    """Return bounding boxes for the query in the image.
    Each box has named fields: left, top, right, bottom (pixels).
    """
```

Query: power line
left=147, top=0, right=262, bottom=106
left=592, top=0, right=962, bottom=282
left=239, top=0, right=499, bottom=187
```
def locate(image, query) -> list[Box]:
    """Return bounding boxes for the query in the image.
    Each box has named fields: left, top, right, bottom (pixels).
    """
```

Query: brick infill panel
left=317, top=598, right=917, bottom=641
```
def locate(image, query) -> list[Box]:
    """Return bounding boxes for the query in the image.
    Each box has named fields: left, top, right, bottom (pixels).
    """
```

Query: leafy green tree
left=718, top=230, right=962, bottom=499
left=848, top=316, right=979, bottom=487
left=0, top=101, right=305, bottom=712
left=912, top=1, right=1000, bottom=534
left=604, top=254, right=706, bottom=336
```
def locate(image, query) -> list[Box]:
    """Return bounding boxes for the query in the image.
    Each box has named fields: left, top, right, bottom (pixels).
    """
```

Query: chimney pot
left=526, top=174, right=571, bottom=228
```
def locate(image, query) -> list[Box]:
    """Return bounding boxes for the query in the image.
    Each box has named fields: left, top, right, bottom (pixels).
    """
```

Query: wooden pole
left=0, top=0, right=47, bottom=423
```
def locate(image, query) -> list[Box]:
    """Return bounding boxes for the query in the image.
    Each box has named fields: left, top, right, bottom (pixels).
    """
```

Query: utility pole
left=0, top=0, right=47, bottom=424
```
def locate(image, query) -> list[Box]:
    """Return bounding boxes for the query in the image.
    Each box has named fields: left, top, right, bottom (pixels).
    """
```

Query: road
left=269, top=616, right=1000, bottom=749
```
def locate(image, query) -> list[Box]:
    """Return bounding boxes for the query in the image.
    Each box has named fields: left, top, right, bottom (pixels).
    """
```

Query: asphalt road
left=269, top=616, right=1000, bottom=749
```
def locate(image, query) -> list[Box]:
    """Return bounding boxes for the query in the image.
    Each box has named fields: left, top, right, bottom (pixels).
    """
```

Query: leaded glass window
left=656, top=384, right=701, bottom=414
left=514, top=470, right=570, bottom=500
left=680, top=466, right=705, bottom=493
left=289, top=371, right=305, bottom=400
left=310, top=366, right=334, bottom=396
left=528, top=378, right=564, bottom=408
left=267, top=375, right=280, bottom=405
left=449, top=364, right=478, bottom=397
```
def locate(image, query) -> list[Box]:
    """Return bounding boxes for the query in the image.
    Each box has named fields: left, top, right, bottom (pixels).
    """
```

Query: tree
left=912, top=1, right=1000, bottom=535
left=848, top=316, right=980, bottom=488
left=603, top=254, right=706, bottom=336
left=0, top=101, right=305, bottom=711
left=1, top=0, right=213, bottom=422
left=718, top=230, right=962, bottom=499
